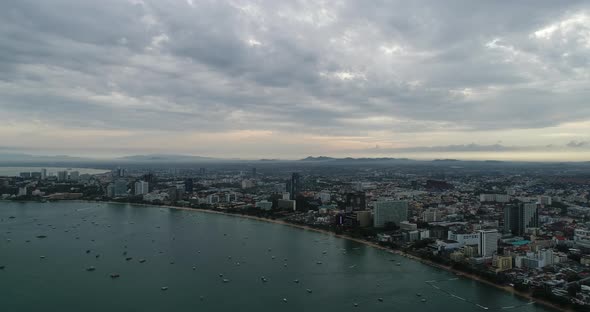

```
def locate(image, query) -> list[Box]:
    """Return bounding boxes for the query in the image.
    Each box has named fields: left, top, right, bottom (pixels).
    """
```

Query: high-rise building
left=17, top=186, right=28, bottom=197
left=478, top=229, right=499, bottom=257
left=287, top=173, right=300, bottom=200
left=185, top=178, right=194, bottom=193
left=57, top=171, right=68, bottom=182
left=106, top=183, right=115, bottom=198
left=114, top=179, right=128, bottom=197
left=422, top=208, right=441, bottom=222
left=142, top=173, right=156, bottom=192
left=166, top=186, right=177, bottom=201
left=134, top=181, right=149, bottom=196
left=373, top=200, right=408, bottom=228
left=225, top=193, right=237, bottom=202
left=504, top=203, right=539, bottom=236
left=113, top=167, right=127, bottom=178
left=318, top=192, right=331, bottom=203
left=256, top=200, right=273, bottom=211
left=199, top=168, right=206, bottom=175
left=251, top=167, right=257, bottom=177
left=538, top=195, right=552, bottom=206
left=355, top=211, right=372, bottom=227
left=41, top=168, right=47, bottom=180
left=241, top=179, right=255, bottom=189
left=19, top=172, right=31, bottom=179
left=69, top=171, right=79, bottom=181
left=345, top=192, right=366, bottom=212
left=31, top=172, right=42, bottom=179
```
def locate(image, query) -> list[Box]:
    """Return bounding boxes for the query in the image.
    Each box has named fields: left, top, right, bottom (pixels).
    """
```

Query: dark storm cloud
left=1, top=0, right=590, bottom=138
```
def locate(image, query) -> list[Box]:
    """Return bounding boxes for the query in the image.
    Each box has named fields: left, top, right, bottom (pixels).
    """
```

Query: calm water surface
left=0, top=201, right=555, bottom=312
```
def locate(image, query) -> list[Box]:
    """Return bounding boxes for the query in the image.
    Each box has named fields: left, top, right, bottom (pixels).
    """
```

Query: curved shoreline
left=5, top=199, right=570, bottom=311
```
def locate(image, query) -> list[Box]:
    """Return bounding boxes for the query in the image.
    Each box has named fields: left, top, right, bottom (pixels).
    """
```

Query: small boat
left=139, top=259, right=146, bottom=263
left=110, top=273, right=120, bottom=279
left=161, top=286, right=168, bottom=291
left=306, top=289, right=312, bottom=293
left=353, top=303, right=359, bottom=307
left=125, top=257, right=133, bottom=261
left=421, top=299, right=427, bottom=302
left=316, top=261, right=322, bottom=264
left=378, top=298, right=383, bottom=302
left=0, top=265, right=5, bottom=270
left=86, top=266, right=96, bottom=271
left=219, top=274, right=224, bottom=277
left=223, top=279, right=230, bottom=283
left=95, top=254, right=100, bottom=258
left=282, top=298, right=287, bottom=303
left=192, top=266, right=197, bottom=270
left=294, top=279, right=300, bottom=284
left=86, top=250, right=91, bottom=254
left=40, top=256, right=46, bottom=259
left=416, top=293, right=422, bottom=297
left=396, top=263, right=401, bottom=266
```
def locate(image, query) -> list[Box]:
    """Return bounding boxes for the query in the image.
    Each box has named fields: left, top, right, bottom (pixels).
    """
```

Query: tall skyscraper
left=113, top=167, right=127, bottom=178
left=134, top=181, right=149, bottom=195
left=478, top=229, right=499, bottom=257
left=504, top=203, right=539, bottom=236
left=251, top=167, right=257, bottom=177
left=41, top=168, right=47, bottom=180
left=57, top=171, right=68, bottom=182
left=345, top=192, right=366, bottom=212
left=114, top=179, right=128, bottom=197
left=185, top=178, right=194, bottom=193
left=373, top=200, right=408, bottom=228
left=287, top=173, right=300, bottom=200
left=142, top=173, right=156, bottom=192
left=69, top=171, right=79, bottom=181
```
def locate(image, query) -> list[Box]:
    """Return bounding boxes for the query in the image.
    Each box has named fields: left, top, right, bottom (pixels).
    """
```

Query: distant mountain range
left=117, top=154, right=215, bottom=162
left=299, top=156, right=410, bottom=162
left=0, top=153, right=586, bottom=165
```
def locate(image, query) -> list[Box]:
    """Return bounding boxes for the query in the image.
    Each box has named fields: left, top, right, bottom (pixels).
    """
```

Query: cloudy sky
left=1, top=0, right=590, bottom=160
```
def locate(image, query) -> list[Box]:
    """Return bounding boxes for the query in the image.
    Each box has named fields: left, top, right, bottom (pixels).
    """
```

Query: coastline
left=3, top=199, right=570, bottom=311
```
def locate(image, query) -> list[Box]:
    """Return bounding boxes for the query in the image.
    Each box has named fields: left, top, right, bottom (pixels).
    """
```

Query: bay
left=0, top=201, right=555, bottom=311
